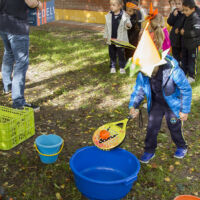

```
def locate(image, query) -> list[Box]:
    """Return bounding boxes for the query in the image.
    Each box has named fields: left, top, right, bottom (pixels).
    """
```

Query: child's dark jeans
left=144, top=101, right=187, bottom=153
left=181, top=47, right=198, bottom=78
left=109, top=44, right=126, bottom=69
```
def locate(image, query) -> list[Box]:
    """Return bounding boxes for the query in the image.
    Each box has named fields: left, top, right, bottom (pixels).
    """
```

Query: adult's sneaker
left=3, top=89, right=11, bottom=95
left=174, top=148, right=187, bottom=159
left=140, top=152, right=155, bottom=163
left=24, top=103, right=40, bottom=112
left=15, top=103, right=40, bottom=112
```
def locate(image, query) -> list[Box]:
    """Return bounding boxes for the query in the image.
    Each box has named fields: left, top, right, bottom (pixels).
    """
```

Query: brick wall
left=55, top=0, right=200, bottom=17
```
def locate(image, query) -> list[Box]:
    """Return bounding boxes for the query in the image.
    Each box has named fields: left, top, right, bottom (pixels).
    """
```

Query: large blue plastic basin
left=70, top=146, right=140, bottom=200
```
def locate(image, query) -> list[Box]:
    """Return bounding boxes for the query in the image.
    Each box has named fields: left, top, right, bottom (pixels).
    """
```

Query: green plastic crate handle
left=34, top=141, right=64, bottom=156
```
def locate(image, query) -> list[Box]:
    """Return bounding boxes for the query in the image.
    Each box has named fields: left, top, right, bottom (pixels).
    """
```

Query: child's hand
left=180, top=29, right=184, bottom=35
left=179, top=112, right=188, bottom=121
left=126, top=23, right=132, bottom=28
left=173, top=9, right=178, bottom=16
left=175, top=28, right=179, bottom=34
left=129, top=108, right=139, bottom=119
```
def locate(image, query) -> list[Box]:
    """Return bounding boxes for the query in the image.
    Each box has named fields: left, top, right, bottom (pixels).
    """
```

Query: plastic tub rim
left=69, top=146, right=141, bottom=185
left=174, top=195, right=200, bottom=200
left=36, top=134, right=63, bottom=149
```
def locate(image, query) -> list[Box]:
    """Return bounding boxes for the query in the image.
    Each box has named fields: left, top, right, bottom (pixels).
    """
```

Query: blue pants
left=145, top=101, right=187, bottom=153
left=0, top=31, right=29, bottom=108
left=109, top=44, right=126, bottom=69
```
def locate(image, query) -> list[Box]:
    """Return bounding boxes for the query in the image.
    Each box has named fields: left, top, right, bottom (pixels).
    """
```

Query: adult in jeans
left=0, top=0, right=41, bottom=110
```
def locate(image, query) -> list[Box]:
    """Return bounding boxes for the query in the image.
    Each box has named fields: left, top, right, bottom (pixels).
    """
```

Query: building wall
left=55, top=0, right=110, bottom=11
left=55, top=0, right=200, bottom=24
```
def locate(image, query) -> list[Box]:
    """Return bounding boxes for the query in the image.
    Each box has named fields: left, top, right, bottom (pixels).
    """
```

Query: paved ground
left=50, top=20, right=104, bottom=32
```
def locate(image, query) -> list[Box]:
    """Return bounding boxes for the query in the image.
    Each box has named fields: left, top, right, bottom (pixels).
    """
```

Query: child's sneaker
left=120, top=68, right=126, bottom=74
left=174, top=148, right=187, bottom=159
left=187, top=76, right=195, bottom=84
left=110, top=68, right=116, bottom=73
left=140, top=152, right=155, bottom=163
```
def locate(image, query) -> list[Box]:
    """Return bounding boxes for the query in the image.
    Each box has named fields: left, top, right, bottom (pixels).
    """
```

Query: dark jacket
left=0, top=0, right=29, bottom=35
left=195, top=6, right=200, bottom=17
left=167, top=10, right=185, bottom=47
left=182, top=11, right=200, bottom=49
left=128, top=11, right=141, bottom=45
left=125, top=10, right=142, bottom=60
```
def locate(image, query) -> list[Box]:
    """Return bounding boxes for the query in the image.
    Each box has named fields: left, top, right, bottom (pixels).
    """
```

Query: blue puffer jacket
left=129, top=55, right=192, bottom=118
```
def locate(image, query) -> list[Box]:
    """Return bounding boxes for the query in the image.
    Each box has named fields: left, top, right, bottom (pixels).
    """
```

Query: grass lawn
left=0, top=24, right=200, bottom=200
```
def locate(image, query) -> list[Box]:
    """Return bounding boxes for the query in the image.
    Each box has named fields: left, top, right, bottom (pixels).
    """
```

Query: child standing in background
left=167, top=0, right=185, bottom=64
left=169, top=0, right=176, bottom=13
left=180, top=0, right=200, bottom=83
left=125, top=1, right=142, bottom=60
left=104, top=0, right=132, bottom=74
left=129, top=14, right=192, bottom=163
left=149, top=13, right=171, bottom=52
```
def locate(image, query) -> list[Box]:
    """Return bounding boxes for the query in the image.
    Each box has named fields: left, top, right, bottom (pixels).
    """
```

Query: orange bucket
left=174, top=195, right=200, bottom=200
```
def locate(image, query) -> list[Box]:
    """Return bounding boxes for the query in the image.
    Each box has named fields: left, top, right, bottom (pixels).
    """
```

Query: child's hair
left=111, top=0, right=124, bottom=6
left=182, top=0, right=196, bottom=8
left=168, top=0, right=174, bottom=3
left=159, top=14, right=165, bottom=28
left=150, top=13, right=165, bottom=50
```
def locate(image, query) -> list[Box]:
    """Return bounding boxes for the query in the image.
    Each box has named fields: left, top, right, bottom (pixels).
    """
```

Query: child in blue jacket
left=129, top=55, right=192, bottom=163
left=129, top=10, right=192, bottom=163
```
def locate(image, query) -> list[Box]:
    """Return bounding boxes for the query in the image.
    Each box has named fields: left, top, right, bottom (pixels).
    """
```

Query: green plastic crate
left=0, top=106, right=35, bottom=150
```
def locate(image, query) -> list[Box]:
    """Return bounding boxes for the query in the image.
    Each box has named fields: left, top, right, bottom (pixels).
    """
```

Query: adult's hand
left=37, top=1, right=43, bottom=10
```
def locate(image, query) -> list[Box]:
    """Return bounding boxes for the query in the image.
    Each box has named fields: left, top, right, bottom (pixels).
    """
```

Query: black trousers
left=172, top=46, right=182, bottom=64
left=181, top=47, right=198, bottom=78
left=145, top=101, right=187, bottom=153
left=109, top=44, right=126, bottom=69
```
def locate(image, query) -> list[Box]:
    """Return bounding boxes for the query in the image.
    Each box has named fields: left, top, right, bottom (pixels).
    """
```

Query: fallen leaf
left=164, top=177, right=171, bottom=182
left=60, top=184, right=65, bottom=189
left=189, top=168, right=194, bottom=173
left=56, top=192, right=62, bottom=200
left=54, top=183, right=60, bottom=189
left=3, top=182, right=8, bottom=187
left=151, top=163, right=158, bottom=169
left=186, top=176, right=193, bottom=180
left=169, top=165, right=174, bottom=172
left=175, top=161, right=180, bottom=165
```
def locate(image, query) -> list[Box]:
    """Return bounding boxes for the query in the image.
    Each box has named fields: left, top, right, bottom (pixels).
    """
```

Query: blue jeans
left=145, top=101, right=187, bottom=153
left=0, top=31, right=29, bottom=108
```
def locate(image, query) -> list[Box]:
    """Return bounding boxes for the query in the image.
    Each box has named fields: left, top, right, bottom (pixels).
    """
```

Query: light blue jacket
left=129, top=55, right=192, bottom=118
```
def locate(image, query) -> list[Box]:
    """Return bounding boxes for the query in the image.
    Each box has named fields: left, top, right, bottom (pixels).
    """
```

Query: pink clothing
left=162, top=27, right=171, bottom=52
